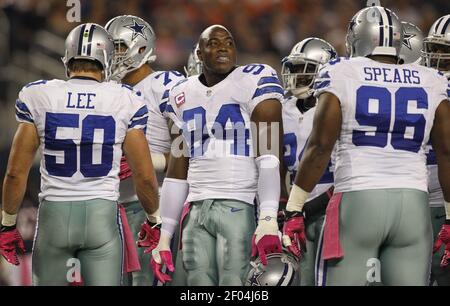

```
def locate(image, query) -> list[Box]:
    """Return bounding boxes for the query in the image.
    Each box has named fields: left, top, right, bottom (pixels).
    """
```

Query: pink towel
left=119, top=204, right=141, bottom=273
left=119, top=156, right=132, bottom=181
left=178, top=203, right=191, bottom=250
left=322, top=192, right=344, bottom=260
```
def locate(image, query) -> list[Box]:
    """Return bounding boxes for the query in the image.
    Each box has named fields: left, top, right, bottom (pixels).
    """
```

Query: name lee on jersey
left=363, top=67, right=421, bottom=84
left=66, top=92, right=96, bottom=109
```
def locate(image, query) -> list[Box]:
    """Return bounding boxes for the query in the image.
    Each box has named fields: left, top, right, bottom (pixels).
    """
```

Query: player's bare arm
left=294, top=92, right=342, bottom=192
left=2, top=123, right=40, bottom=217
left=123, top=128, right=159, bottom=215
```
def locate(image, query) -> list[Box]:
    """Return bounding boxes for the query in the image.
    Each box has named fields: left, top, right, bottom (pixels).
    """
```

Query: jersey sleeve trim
left=128, top=105, right=148, bottom=130
left=15, top=99, right=34, bottom=123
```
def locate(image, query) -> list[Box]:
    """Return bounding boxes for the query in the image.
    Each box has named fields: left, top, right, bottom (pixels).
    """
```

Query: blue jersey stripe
left=165, top=104, right=176, bottom=114
left=313, top=80, right=330, bottom=90
left=16, top=111, right=34, bottom=123
left=252, top=85, right=284, bottom=99
left=257, top=76, right=281, bottom=86
left=159, top=102, right=167, bottom=114
left=131, top=105, right=148, bottom=119
left=15, top=99, right=32, bottom=115
left=128, top=117, right=148, bottom=129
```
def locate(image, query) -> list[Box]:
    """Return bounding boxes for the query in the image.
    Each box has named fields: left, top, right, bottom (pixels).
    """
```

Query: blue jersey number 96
left=353, top=86, right=428, bottom=153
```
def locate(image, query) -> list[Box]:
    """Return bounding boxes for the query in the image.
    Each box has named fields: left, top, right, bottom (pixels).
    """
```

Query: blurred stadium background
left=0, top=0, right=449, bottom=285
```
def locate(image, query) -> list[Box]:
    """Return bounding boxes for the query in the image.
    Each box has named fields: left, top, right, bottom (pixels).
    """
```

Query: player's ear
left=196, top=48, right=203, bottom=62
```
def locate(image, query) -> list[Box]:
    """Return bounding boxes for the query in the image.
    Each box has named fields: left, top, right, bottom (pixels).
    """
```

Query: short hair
left=67, top=59, right=103, bottom=74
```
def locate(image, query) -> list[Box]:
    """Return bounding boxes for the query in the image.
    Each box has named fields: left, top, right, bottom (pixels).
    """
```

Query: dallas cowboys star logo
left=402, top=28, right=416, bottom=50
left=125, top=21, right=147, bottom=40
left=248, top=269, right=264, bottom=286
left=323, top=47, right=337, bottom=60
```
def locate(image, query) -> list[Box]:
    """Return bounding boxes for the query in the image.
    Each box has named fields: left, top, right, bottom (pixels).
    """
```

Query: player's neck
left=367, top=55, right=398, bottom=64
left=69, top=71, right=102, bottom=82
left=201, top=67, right=235, bottom=87
left=122, top=64, right=153, bottom=86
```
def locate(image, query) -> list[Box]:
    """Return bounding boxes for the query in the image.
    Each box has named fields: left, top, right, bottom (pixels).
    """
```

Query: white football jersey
left=15, top=78, right=148, bottom=202
left=282, top=97, right=334, bottom=201
left=314, top=57, right=448, bottom=193
left=118, top=71, right=185, bottom=203
left=134, top=70, right=185, bottom=154
left=426, top=144, right=444, bottom=207
left=165, top=64, right=284, bottom=204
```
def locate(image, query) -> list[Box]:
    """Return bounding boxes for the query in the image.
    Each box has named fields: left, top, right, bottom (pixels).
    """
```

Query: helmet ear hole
left=138, top=46, right=146, bottom=54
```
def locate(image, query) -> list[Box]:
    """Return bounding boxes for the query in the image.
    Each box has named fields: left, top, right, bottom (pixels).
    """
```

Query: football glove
left=151, top=232, right=174, bottom=284
left=282, top=210, right=306, bottom=259
left=137, top=217, right=162, bottom=254
left=0, top=225, right=25, bottom=266
left=433, top=222, right=450, bottom=268
left=252, top=211, right=282, bottom=266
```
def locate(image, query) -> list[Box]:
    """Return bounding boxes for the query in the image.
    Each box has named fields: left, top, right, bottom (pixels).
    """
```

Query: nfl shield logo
left=175, top=92, right=185, bottom=107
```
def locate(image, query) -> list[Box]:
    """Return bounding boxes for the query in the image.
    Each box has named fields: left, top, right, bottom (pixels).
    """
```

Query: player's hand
left=119, top=156, right=132, bottom=180
left=137, top=217, right=162, bottom=254
left=282, top=210, right=306, bottom=259
left=252, top=211, right=282, bottom=266
left=151, top=232, right=174, bottom=284
left=0, top=225, right=25, bottom=266
left=433, top=222, right=450, bottom=268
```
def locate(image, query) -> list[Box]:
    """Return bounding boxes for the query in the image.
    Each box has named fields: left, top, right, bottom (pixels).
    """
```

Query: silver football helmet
left=281, top=37, right=337, bottom=99
left=346, top=6, right=403, bottom=59
left=245, top=252, right=299, bottom=286
left=421, top=14, right=450, bottom=79
left=105, top=15, right=157, bottom=81
left=399, top=22, right=424, bottom=64
left=62, top=23, right=114, bottom=80
left=184, top=43, right=202, bottom=77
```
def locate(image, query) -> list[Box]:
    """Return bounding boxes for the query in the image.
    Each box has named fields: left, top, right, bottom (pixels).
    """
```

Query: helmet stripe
left=276, top=263, right=290, bottom=286
left=77, top=24, right=87, bottom=56
left=434, top=16, right=445, bottom=34
left=378, top=7, right=390, bottom=47
left=384, top=8, right=393, bottom=47
left=439, top=16, right=450, bottom=34
left=81, top=23, right=92, bottom=56
left=300, top=38, right=314, bottom=53
left=378, top=8, right=384, bottom=47
left=86, top=24, right=96, bottom=56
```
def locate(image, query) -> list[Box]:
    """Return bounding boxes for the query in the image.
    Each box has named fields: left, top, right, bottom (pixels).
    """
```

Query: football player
left=0, top=23, right=159, bottom=285
left=283, top=6, right=450, bottom=285
left=105, top=15, right=185, bottom=286
left=421, top=14, right=450, bottom=286
left=184, top=43, right=202, bottom=77
left=280, top=37, right=337, bottom=286
left=399, top=21, right=424, bottom=64
left=151, top=25, right=284, bottom=286
left=168, top=44, right=204, bottom=287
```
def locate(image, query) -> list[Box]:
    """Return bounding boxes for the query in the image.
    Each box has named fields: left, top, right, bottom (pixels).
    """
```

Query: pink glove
left=282, top=211, right=306, bottom=259
left=251, top=212, right=282, bottom=265
left=151, top=250, right=174, bottom=284
left=0, top=226, right=25, bottom=266
left=433, top=223, right=450, bottom=268
left=137, top=219, right=161, bottom=254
